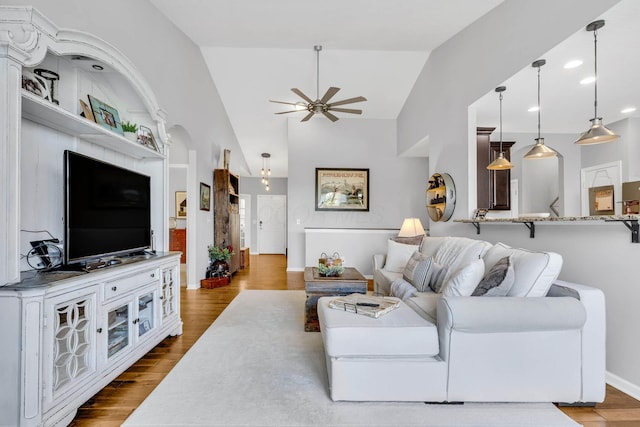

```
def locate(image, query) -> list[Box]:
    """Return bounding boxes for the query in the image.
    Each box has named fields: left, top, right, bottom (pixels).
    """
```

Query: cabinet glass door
left=107, top=303, right=130, bottom=358
left=137, top=291, right=155, bottom=338
left=162, top=267, right=177, bottom=319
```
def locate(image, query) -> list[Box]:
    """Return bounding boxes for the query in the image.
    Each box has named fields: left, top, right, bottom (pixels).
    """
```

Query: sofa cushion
left=472, top=255, right=515, bottom=296
left=428, top=237, right=492, bottom=287
left=428, top=262, right=448, bottom=293
left=403, top=252, right=433, bottom=291
left=404, top=291, right=441, bottom=323
left=390, top=278, right=418, bottom=300
left=482, top=242, right=563, bottom=297
left=318, top=296, right=439, bottom=357
left=442, top=259, right=485, bottom=297
left=384, top=239, right=419, bottom=273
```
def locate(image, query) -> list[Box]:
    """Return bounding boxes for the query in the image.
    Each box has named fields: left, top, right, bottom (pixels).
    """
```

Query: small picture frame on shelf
left=88, top=94, right=124, bottom=135
left=79, top=99, right=95, bottom=122
left=200, top=183, right=211, bottom=211
left=138, top=125, right=160, bottom=152
left=476, top=209, right=488, bottom=219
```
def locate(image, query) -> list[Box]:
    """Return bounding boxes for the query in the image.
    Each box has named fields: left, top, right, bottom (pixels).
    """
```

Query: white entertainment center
left=0, top=7, right=182, bottom=427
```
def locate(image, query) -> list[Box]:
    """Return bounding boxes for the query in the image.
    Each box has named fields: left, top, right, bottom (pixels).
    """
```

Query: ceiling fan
left=270, top=45, right=367, bottom=122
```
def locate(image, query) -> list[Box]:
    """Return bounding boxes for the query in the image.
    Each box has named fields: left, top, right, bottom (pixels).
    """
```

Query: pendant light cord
left=537, top=65, right=541, bottom=140
left=316, top=47, right=320, bottom=100
left=593, top=27, right=599, bottom=120
left=499, top=91, right=503, bottom=152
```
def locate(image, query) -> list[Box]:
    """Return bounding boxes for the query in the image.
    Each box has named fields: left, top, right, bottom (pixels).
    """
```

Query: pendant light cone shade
left=524, top=59, right=557, bottom=159
left=487, top=86, right=513, bottom=170
left=576, top=20, right=619, bottom=145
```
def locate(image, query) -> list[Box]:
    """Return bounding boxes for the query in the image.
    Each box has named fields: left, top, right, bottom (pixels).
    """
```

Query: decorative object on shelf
left=524, top=60, right=557, bottom=159
left=78, top=99, right=95, bottom=122
left=122, top=121, right=138, bottom=142
left=22, top=70, right=49, bottom=100
left=138, top=125, right=160, bottom=152
left=88, top=94, right=124, bottom=135
left=175, top=191, right=187, bottom=218
left=199, top=182, right=211, bottom=211
left=270, top=45, right=367, bottom=122
left=426, top=172, right=456, bottom=222
left=487, top=86, right=513, bottom=170
left=315, top=168, right=369, bottom=211
left=575, top=20, right=620, bottom=145
left=261, top=153, right=271, bottom=191
left=589, top=185, right=615, bottom=215
left=223, top=149, right=231, bottom=169
left=34, top=68, right=60, bottom=105
left=317, top=252, right=344, bottom=277
left=472, top=208, right=489, bottom=220
left=168, top=216, right=177, bottom=229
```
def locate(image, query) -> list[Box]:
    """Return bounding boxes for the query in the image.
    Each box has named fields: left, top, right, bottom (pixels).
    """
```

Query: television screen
left=64, top=151, right=151, bottom=264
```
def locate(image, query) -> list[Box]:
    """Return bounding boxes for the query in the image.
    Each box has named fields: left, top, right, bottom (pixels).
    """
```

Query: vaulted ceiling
left=150, top=0, right=638, bottom=177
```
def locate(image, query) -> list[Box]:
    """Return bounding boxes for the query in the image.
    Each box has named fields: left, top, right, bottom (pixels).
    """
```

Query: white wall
left=287, top=118, right=429, bottom=271
left=398, top=0, right=640, bottom=397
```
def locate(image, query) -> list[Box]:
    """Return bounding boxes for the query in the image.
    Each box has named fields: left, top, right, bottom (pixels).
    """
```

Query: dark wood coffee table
left=304, top=266, right=367, bottom=332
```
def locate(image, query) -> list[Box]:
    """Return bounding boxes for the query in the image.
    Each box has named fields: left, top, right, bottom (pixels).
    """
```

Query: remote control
left=356, top=302, right=380, bottom=307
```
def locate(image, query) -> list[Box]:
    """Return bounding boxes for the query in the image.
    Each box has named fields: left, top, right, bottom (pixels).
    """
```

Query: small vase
left=124, top=131, right=138, bottom=143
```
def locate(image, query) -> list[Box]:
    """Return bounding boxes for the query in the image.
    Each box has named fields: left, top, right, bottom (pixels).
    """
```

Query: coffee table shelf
left=304, top=266, right=367, bottom=332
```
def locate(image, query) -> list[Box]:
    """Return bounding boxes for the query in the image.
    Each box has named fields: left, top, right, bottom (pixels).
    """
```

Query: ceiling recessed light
left=580, top=76, right=596, bottom=85
left=528, top=106, right=539, bottom=112
left=564, top=59, right=583, bottom=69
left=621, top=107, right=637, bottom=114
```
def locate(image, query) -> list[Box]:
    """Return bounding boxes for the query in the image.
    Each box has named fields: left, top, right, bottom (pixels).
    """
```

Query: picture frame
left=472, top=208, right=488, bottom=220
left=589, top=185, right=615, bottom=215
left=315, top=168, right=369, bottom=211
left=79, top=99, right=95, bottom=122
left=199, top=183, right=211, bottom=211
left=87, top=94, right=124, bottom=135
left=176, top=191, right=187, bottom=218
left=138, top=125, right=160, bottom=153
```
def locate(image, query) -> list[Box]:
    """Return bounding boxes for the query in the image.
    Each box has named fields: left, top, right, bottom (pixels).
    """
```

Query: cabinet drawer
left=104, top=268, right=159, bottom=301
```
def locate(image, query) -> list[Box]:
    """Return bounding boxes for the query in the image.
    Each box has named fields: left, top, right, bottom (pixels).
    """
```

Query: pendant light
left=261, top=153, right=271, bottom=191
left=524, top=59, right=557, bottom=159
left=575, top=20, right=619, bottom=145
left=487, top=86, right=513, bottom=170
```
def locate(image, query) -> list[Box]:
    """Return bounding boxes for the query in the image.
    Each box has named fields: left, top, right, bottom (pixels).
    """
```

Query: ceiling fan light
left=487, top=152, right=513, bottom=170
left=575, top=118, right=620, bottom=145
left=524, top=138, right=557, bottom=159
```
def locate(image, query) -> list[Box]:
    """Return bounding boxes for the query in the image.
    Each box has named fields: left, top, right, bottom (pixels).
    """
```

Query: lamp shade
left=524, top=138, right=557, bottom=159
left=575, top=118, right=620, bottom=145
left=398, top=218, right=425, bottom=237
left=487, top=152, right=513, bottom=170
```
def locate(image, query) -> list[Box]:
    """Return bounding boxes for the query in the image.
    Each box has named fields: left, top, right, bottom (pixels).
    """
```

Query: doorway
left=239, top=194, right=251, bottom=250
left=257, top=195, right=286, bottom=254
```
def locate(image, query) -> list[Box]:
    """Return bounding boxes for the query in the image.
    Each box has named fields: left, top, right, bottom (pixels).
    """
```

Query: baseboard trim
left=286, top=267, right=304, bottom=272
left=607, top=371, right=640, bottom=401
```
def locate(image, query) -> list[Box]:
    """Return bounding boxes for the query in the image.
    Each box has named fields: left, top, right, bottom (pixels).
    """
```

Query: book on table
left=328, top=294, right=400, bottom=318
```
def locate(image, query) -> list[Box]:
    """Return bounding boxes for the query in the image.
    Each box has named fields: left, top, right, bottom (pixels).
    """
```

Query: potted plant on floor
left=202, top=244, right=235, bottom=288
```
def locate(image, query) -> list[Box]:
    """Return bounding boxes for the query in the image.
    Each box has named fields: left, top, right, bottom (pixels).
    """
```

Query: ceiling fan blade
left=329, top=107, right=362, bottom=115
left=269, top=100, right=300, bottom=106
left=322, top=111, right=339, bottom=122
left=328, top=96, right=367, bottom=107
left=275, top=110, right=303, bottom=115
left=320, top=87, right=340, bottom=104
left=301, top=112, right=315, bottom=122
left=291, top=88, right=314, bottom=104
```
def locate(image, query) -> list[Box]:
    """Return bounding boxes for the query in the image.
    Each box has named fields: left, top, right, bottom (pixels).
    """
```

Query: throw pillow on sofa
left=442, top=259, right=485, bottom=297
left=482, top=242, right=562, bottom=297
left=384, top=239, right=419, bottom=273
left=402, top=251, right=433, bottom=292
left=428, top=262, right=448, bottom=293
left=472, top=255, right=514, bottom=296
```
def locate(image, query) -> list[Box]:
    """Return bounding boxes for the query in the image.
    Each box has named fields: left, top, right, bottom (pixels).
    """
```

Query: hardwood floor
left=70, top=255, right=640, bottom=426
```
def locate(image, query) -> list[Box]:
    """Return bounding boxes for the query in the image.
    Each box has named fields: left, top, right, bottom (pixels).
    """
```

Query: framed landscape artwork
left=200, top=183, right=211, bottom=211
left=176, top=191, right=187, bottom=218
left=315, top=168, right=369, bottom=211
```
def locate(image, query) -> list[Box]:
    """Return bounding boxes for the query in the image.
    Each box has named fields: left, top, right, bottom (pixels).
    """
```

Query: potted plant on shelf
left=121, top=121, right=138, bottom=142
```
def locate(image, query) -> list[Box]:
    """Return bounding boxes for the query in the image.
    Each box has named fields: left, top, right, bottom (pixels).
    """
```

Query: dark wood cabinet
left=477, top=127, right=515, bottom=211
left=214, top=169, right=240, bottom=274
left=169, top=228, right=186, bottom=263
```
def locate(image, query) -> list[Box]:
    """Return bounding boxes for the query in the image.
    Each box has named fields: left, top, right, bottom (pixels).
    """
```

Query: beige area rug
left=123, top=290, right=581, bottom=427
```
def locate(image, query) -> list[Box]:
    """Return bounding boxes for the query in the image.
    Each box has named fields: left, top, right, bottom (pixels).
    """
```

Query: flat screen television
left=64, top=150, right=151, bottom=265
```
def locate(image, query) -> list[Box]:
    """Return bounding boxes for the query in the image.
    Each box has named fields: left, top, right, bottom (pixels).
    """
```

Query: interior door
left=257, top=195, right=286, bottom=254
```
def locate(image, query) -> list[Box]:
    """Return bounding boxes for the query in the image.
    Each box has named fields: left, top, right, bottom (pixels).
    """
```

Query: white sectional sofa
left=316, top=236, right=606, bottom=404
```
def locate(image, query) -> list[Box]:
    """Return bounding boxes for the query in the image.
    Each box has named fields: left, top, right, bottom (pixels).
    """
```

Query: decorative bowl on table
left=317, top=263, right=344, bottom=277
